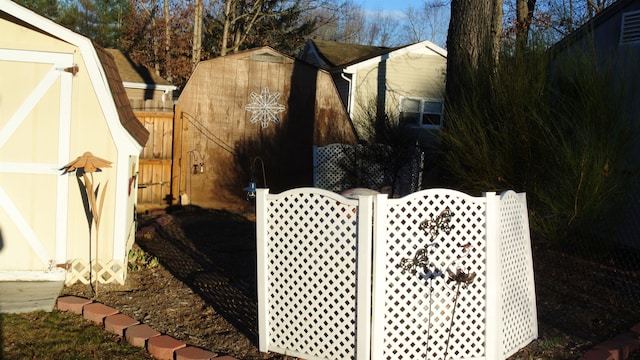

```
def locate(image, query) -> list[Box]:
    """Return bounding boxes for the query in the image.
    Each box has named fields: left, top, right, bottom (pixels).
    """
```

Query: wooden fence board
left=135, top=111, right=176, bottom=209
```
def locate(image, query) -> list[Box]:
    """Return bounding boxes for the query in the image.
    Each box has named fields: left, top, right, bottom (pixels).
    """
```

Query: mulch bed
left=63, top=205, right=640, bottom=360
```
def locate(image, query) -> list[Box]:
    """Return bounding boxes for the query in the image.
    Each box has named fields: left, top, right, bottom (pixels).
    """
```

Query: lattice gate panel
left=313, top=144, right=356, bottom=192
left=257, top=188, right=537, bottom=360
left=258, top=188, right=364, bottom=360
left=373, top=190, right=488, bottom=360
left=313, top=144, right=423, bottom=195
left=499, top=192, right=538, bottom=357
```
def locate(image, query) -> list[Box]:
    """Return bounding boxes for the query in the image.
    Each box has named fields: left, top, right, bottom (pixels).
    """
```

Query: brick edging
left=579, top=323, right=640, bottom=360
left=56, top=295, right=234, bottom=360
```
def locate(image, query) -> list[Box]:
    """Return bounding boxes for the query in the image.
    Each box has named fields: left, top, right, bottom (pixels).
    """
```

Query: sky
left=359, top=0, right=415, bottom=16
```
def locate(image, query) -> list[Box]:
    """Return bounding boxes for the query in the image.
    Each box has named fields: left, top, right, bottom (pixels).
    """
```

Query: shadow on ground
left=136, top=205, right=640, bottom=360
left=136, top=205, right=260, bottom=344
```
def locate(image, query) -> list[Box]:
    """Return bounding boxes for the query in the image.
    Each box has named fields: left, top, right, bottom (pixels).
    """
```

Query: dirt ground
left=62, top=205, right=640, bottom=360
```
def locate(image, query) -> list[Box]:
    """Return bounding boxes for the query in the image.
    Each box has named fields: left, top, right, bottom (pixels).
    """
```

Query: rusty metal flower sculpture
left=61, top=151, right=111, bottom=297
left=397, top=207, right=478, bottom=360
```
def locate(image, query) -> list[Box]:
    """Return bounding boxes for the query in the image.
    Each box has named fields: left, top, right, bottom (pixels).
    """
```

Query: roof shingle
left=95, top=46, right=150, bottom=147
left=309, top=39, right=397, bottom=68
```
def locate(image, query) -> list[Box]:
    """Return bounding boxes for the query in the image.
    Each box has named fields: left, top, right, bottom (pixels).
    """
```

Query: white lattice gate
left=256, top=188, right=537, bottom=360
left=256, top=188, right=373, bottom=360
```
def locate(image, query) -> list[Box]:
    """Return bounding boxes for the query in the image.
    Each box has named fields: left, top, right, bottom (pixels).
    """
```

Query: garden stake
left=61, top=152, right=111, bottom=298
left=443, top=266, right=477, bottom=360
left=397, top=208, right=478, bottom=360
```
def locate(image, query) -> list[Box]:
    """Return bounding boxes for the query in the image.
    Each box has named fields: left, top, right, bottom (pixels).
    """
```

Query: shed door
left=0, top=49, right=74, bottom=271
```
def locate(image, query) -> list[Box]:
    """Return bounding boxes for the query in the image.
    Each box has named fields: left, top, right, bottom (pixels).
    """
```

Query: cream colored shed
left=0, top=0, right=149, bottom=312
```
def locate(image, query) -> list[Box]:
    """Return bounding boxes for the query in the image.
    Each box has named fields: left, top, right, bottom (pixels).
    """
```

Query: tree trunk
left=516, top=0, right=536, bottom=54
left=220, top=0, right=233, bottom=56
left=164, top=0, right=172, bottom=81
left=445, top=0, right=502, bottom=109
left=192, top=0, right=203, bottom=68
left=139, top=0, right=160, bottom=76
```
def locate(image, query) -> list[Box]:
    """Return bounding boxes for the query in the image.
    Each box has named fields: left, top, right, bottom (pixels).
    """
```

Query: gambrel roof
left=552, top=0, right=639, bottom=51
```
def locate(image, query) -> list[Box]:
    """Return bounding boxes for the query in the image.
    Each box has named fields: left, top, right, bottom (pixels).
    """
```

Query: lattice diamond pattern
left=313, top=144, right=423, bottom=195
left=65, top=259, right=126, bottom=285
left=258, top=189, right=536, bottom=360
left=314, top=144, right=357, bottom=192
left=499, top=192, right=537, bottom=357
left=382, top=192, right=487, bottom=359
left=266, top=191, right=360, bottom=360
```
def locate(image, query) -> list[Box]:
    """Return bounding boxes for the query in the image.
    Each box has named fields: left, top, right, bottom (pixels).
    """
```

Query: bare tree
left=137, top=0, right=162, bottom=75
left=403, top=1, right=449, bottom=46
left=121, top=0, right=197, bottom=89
left=543, top=0, right=614, bottom=37
left=308, top=0, right=365, bottom=43
left=514, top=0, right=536, bottom=52
left=353, top=10, right=402, bottom=46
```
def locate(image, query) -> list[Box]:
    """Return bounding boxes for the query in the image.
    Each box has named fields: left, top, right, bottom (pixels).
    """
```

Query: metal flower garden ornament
left=397, top=207, right=477, bottom=360
left=61, top=151, right=111, bottom=297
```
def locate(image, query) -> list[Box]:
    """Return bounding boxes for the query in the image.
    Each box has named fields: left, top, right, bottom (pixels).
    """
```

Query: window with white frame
left=399, top=97, right=444, bottom=128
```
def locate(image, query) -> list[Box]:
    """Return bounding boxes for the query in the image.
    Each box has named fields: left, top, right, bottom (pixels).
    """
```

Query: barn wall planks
left=176, top=47, right=358, bottom=209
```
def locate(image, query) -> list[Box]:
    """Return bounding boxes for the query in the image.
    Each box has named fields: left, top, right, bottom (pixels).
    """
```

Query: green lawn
left=0, top=310, right=154, bottom=359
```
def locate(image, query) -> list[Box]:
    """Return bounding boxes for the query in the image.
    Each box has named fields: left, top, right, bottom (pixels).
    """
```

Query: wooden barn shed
left=176, top=46, right=358, bottom=209
left=0, top=0, right=148, bottom=312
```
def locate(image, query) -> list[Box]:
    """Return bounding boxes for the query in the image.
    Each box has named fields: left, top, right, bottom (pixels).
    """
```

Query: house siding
left=554, top=0, right=640, bottom=248
left=351, top=53, right=446, bottom=121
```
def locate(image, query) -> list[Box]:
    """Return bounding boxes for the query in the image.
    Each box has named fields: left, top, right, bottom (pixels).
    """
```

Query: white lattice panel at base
left=256, top=188, right=537, bottom=360
left=65, top=259, right=126, bottom=285
left=256, top=188, right=373, bottom=360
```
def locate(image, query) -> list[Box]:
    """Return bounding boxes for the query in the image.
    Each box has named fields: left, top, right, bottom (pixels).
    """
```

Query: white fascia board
left=123, top=81, right=177, bottom=92
left=343, top=40, right=448, bottom=74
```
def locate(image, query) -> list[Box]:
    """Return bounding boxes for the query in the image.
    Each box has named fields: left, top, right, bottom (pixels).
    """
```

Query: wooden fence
left=135, top=110, right=177, bottom=210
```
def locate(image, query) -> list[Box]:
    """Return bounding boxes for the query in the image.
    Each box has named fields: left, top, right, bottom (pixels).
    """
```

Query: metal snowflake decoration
left=245, top=87, right=285, bottom=128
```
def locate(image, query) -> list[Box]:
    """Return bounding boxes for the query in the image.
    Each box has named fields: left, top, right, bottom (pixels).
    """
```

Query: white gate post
left=256, top=188, right=270, bottom=352
left=484, top=191, right=504, bottom=359
left=356, top=194, right=374, bottom=360
left=370, top=193, right=389, bottom=360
